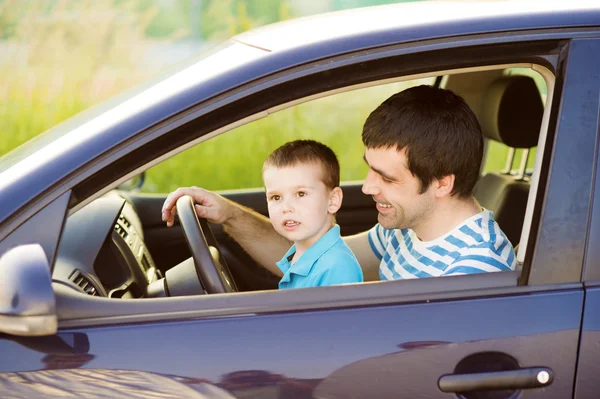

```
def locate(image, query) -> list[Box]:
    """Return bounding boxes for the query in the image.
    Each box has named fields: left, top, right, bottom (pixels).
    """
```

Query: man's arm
left=223, top=202, right=289, bottom=277
left=162, top=187, right=288, bottom=277
left=343, top=231, right=380, bottom=282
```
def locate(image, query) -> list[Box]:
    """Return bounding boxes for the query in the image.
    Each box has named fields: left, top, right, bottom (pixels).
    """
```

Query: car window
left=141, top=77, right=436, bottom=194
left=53, top=63, right=554, bottom=302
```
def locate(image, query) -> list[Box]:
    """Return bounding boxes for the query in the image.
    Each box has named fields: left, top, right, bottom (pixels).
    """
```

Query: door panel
left=575, top=284, right=600, bottom=398
left=0, top=287, right=583, bottom=398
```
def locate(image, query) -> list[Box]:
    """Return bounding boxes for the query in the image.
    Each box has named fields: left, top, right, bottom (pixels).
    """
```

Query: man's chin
left=378, top=214, right=397, bottom=230
left=379, top=212, right=410, bottom=230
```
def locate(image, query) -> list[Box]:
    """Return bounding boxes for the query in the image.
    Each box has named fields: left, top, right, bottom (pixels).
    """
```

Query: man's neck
left=413, top=196, right=482, bottom=242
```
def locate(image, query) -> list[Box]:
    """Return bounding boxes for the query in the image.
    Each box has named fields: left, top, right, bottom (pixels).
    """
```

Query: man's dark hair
left=362, top=85, right=483, bottom=197
left=263, top=140, right=340, bottom=190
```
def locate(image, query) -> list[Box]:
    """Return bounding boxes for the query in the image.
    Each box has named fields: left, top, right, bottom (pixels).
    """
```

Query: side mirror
left=0, top=244, right=57, bottom=336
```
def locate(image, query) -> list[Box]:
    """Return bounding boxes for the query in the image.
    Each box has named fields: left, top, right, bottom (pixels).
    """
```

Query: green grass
left=142, top=80, right=420, bottom=193
left=0, top=0, right=157, bottom=156
left=142, top=79, right=536, bottom=194
left=0, top=69, right=88, bottom=155
left=0, top=67, right=535, bottom=195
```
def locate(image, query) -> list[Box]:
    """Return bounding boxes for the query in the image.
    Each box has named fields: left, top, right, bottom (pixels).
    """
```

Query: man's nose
left=362, top=170, right=379, bottom=195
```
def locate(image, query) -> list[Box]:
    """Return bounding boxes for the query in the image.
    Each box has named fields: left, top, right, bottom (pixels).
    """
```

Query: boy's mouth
left=283, top=220, right=300, bottom=230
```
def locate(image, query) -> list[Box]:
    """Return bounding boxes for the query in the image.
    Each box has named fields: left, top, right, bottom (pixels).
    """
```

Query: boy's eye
left=296, top=191, right=306, bottom=197
left=269, top=195, right=281, bottom=201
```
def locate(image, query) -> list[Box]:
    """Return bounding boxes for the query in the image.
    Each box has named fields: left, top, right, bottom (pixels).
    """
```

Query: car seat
left=473, top=75, right=544, bottom=246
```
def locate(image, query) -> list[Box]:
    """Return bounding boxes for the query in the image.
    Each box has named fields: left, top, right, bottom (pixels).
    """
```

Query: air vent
left=69, top=270, right=99, bottom=296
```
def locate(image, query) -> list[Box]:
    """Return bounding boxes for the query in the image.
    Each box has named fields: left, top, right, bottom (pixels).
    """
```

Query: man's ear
left=328, top=187, right=343, bottom=213
left=434, top=174, right=455, bottom=198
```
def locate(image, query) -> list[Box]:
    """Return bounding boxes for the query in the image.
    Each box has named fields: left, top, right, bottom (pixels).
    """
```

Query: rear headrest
left=480, top=75, right=544, bottom=148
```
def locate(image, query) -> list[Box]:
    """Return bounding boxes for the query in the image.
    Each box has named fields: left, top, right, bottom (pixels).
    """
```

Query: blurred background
left=0, top=0, right=537, bottom=193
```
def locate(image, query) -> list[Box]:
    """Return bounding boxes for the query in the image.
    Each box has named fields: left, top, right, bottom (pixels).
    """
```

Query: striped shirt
left=368, top=209, right=516, bottom=280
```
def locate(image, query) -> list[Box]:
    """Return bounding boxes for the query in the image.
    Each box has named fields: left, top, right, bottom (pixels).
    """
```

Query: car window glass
left=141, top=77, right=436, bottom=194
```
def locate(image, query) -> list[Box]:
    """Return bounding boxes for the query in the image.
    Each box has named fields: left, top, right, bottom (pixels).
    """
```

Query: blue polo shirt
left=276, top=224, right=363, bottom=290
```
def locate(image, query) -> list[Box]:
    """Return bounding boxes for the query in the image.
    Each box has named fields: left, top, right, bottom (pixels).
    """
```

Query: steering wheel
left=175, top=195, right=238, bottom=294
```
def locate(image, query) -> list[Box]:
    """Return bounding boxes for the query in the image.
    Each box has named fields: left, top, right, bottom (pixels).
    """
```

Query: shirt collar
left=410, top=208, right=493, bottom=246
left=276, top=224, right=342, bottom=278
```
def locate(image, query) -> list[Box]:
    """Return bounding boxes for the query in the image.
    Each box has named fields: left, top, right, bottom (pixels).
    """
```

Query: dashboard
left=53, top=192, right=161, bottom=298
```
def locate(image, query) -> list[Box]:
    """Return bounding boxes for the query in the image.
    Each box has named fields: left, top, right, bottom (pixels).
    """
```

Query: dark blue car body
left=1, top=1, right=600, bottom=398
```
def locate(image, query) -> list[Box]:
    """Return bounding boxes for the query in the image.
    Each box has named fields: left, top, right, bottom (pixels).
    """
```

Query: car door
left=575, top=39, right=600, bottom=396
left=1, top=33, right=598, bottom=399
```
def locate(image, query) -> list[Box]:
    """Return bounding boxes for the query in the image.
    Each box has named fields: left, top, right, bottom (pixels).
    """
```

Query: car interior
left=50, top=63, right=551, bottom=301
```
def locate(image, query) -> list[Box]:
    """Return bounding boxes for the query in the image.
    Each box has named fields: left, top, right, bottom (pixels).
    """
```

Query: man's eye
left=381, top=176, right=393, bottom=183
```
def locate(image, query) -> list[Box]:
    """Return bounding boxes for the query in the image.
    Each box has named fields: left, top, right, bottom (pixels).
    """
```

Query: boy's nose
left=282, top=200, right=294, bottom=213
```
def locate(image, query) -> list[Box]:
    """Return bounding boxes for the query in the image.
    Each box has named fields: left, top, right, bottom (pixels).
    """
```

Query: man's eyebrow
left=363, top=154, right=397, bottom=182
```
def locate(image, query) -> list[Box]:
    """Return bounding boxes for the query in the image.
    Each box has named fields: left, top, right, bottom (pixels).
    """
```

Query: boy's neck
left=291, top=220, right=336, bottom=264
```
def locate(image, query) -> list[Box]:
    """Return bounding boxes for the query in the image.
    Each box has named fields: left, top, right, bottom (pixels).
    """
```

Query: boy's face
left=263, top=162, right=341, bottom=251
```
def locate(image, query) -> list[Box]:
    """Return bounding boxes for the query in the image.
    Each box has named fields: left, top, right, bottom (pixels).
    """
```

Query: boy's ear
left=433, top=174, right=455, bottom=198
left=328, top=187, right=343, bottom=213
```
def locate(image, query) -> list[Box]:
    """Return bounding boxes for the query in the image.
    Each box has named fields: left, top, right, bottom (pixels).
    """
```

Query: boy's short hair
left=362, top=85, right=483, bottom=198
left=263, top=140, right=340, bottom=190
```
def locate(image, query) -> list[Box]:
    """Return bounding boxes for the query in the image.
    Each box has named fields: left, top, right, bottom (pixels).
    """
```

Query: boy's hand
left=161, top=187, right=232, bottom=227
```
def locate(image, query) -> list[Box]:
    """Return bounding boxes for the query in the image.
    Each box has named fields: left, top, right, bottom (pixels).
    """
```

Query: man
left=162, top=85, right=515, bottom=282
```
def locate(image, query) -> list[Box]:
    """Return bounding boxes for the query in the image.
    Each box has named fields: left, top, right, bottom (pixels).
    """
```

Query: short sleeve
left=368, top=223, right=389, bottom=260
left=316, top=257, right=364, bottom=287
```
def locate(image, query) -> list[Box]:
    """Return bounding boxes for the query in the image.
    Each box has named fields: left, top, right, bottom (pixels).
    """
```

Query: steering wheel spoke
left=176, top=196, right=238, bottom=294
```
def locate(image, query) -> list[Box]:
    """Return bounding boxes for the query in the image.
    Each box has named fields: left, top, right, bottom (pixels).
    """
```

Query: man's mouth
left=373, top=198, right=392, bottom=209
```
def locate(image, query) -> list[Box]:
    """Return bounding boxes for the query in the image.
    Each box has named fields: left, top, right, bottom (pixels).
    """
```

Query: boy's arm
left=343, top=231, right=381, bottom=282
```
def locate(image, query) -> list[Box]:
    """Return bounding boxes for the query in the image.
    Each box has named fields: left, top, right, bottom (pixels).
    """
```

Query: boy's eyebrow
left=266, top=185, right=314, bottom=193
left=363, top=154, right=397, bottom=182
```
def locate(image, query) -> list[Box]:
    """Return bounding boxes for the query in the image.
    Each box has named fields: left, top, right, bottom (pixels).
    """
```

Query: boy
left=262, top=140, right=363, bottom=289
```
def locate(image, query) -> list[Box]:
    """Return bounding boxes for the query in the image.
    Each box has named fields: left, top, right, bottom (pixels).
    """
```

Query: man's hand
left=161, top=186, right=233, bottom=227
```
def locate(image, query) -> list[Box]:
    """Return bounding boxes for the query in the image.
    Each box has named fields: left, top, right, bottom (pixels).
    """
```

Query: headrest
left=480, top=75, right=544, bottom=148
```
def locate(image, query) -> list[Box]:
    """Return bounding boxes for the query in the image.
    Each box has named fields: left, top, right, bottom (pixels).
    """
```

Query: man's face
left=362, top=147, right=435, bottom=231
left=263, top=163, right=336, bottom=251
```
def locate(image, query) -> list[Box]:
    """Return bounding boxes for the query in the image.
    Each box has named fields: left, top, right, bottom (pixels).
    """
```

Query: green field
left=141, top=80, right=530, bottom=194
left=0, top=61, right=533, bottom=195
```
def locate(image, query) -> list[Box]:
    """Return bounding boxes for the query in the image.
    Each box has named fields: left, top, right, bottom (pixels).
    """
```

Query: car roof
left=234, top=0, right=600, bottom=52
left=1, top=0, right=599, bottom=229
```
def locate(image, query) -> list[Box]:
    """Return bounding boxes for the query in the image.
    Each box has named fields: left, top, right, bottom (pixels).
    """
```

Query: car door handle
left=438, top=367, right=553, bottom=393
